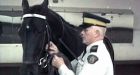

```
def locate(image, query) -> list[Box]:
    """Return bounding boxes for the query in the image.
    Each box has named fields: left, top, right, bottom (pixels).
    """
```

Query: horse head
left=19, top=0, right=85, bottom=75
left=19, top=0, right=85, bottom=61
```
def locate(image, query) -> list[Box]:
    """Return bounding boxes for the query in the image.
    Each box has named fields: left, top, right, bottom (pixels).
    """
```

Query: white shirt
left=58, top=40, right=114, bottom=75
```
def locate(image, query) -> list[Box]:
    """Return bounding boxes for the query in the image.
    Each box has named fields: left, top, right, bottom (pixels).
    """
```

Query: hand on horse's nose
left=80, top=31, right=84, bottom=37
left=46, top=41, right=59, bottom=54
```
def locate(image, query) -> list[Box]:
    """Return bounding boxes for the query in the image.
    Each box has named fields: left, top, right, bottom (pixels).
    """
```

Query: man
left=48, top=12, right=114, bottom=75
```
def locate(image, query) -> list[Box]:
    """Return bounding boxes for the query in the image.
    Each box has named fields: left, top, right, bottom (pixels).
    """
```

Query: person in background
left=48, top=12, right=114, bottom=75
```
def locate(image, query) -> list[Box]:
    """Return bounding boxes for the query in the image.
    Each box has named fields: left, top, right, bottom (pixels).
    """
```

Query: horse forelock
left=28, top=5, right=48, bottom=15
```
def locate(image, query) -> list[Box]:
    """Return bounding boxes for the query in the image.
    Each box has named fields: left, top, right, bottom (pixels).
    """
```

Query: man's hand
left=46, top=41, right=59, bottom=54
left=46, top=42, right=65, bottom=68
left=52, top=55, right=65, bottom=69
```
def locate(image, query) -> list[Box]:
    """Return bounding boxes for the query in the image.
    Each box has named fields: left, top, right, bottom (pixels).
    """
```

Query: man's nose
left=80, top=31, right=84, bottom=37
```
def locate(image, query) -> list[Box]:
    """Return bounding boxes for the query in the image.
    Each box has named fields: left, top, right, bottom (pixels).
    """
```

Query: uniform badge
left=87, top=55, right=98, bottom=64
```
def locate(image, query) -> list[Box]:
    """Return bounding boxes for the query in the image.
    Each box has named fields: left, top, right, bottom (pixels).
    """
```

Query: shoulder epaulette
left=90, top=45, right=98, bottom=52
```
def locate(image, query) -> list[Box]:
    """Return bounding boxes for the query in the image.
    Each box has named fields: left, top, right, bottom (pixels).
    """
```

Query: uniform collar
left=86, top=40, right=103, bottom=52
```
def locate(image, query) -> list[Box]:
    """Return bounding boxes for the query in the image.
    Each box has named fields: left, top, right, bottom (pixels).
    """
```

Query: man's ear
left=95, top=30, right=100, bottom=37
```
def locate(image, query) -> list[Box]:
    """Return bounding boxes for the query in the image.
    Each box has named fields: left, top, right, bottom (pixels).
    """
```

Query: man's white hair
left=91, top=26, right=107, bottom=37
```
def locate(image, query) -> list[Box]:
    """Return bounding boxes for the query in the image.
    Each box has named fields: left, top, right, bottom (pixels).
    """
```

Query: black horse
left=18, top=0, right=85, bottom=75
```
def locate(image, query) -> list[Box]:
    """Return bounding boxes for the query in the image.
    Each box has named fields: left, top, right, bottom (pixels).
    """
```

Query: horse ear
left=42, top=0, right=49, bottom=9
left=22, top=0, right=29, bottom=14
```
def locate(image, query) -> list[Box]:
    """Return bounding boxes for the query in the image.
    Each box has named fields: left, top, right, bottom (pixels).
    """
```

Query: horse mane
left=27, top=5, right=48, bottom=15
left=30, top=5, right=42, bottom=13
left=48, top=9, right=80, bottom=31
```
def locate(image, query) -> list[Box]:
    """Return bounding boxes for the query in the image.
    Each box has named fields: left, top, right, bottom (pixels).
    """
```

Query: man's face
left=80, top=27, right=95, bottom=45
